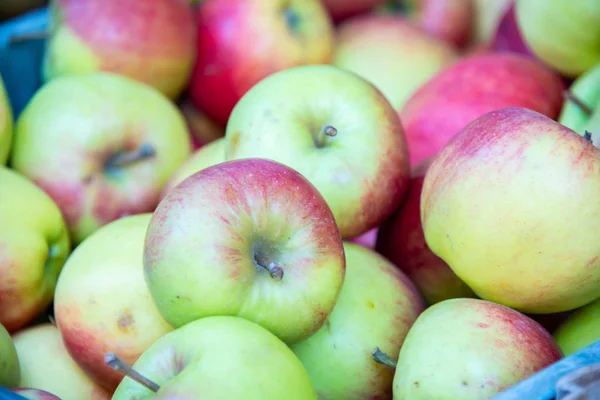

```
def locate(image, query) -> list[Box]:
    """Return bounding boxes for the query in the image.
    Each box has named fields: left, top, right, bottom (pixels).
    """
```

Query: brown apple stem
left=104, top=143, right=156, bottom=170
left=372, top=347, right=398, bottom=368
left=254, top=253, right=284, bottom=281
left=104, top=352, right=160, bottom=393
left=584, top=130, right=593, bottom=143
left=8, top=30, right=50, bottom=44
left=563, top=90, right=593, bottom=117
left=315, top=125, right=338, bottom=148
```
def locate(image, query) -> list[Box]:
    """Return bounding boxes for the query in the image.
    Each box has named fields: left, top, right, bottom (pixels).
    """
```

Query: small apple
left=290, top=242, right=425, bottom=399
left=0, top=75, right=12, bottom=165
left=553, top=298, right=600, bottom=357
left=392, top=298, right=563, bottom=399
left=421, top=107, right=600, bottom=314
left=159, top=137, right=226, bottom=200
left=53, top=213, right=175, bottom=392
left=179, top=99, right=225, bottom=151
left=0, top=166, right=70, bottom=333
left=11, top=389, right=61, bottom=400
left=332, top=14, right=458, bottom=111
left=12, top=323, right=111, bottom=400
left=400, top=52, right=565, bottom=167
left=189, top=0, right=335, bottom=126
left=322, top=0, right=387, bottom=22
left=10, top=72, right=191, bottom=245
left=376, top=158, right=476, bottom=305
left=144, top=158, right=346, bottom=344
left=42, top=0, right=197, bottom=99
left=515, top=0, right=600, bottom=78
left=225, top=64, right=410, bottom=239
left=559, top=61, right=600, bottom=141
left=0, top=322, right=19, bottom=388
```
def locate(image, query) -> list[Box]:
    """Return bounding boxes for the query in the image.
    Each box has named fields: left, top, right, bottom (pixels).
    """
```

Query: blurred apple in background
left=490, top=1, right=534, bottom=57
left=42, top=0, right=196, bottom=99
left=54, top=213, right=174, bottom=392
left=0, top=75, right=13, bottom=165
left=0, top=322, right=19, bottom=388
left=392, top=298, right=563, bottom=399
left=515, top=0, right=600, bottom=79
left=291, top=242, right=424, bottom=399
left=12, top=323, right=112, bottom=400
left=11, top=389, right=61, bottom=400
left=0, top=166, right=70, bottom=333
left=553, top=298, right=600, bottom=357
left=112, top=316, right=317, bottom=399
left=376, top=159, right=476, bottom=305
left=322, top=0, right=387, bottom=22
left=333, top=14, right=458, bottom=111
left=179, top=99, right=225, bottom=151
left=400, top=52, right=565, bottom=167
left=469, top=0, right=513, bottom=49
left=225, top=65, right=410, bottom=239
left=189, top=0, right=335, bottom=126
left=421, top=107, right=600, bottom=314
left=10, top=72, right=191, bottom=245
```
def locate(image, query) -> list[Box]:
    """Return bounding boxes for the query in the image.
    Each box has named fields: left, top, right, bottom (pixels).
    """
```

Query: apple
left=188, top=0, right=335, bottom=126
left=11, top=389, right=61, bottom=400
left=111, top=316, right=317, bottom=399
left=0, top=166, right=70, bottom=333
left=42, top=0, right=196, bottom=99
left=400, top=52, right=565, bottom=167
left=559, top=61, right=600, bottom=140
left=12, top=323, right=112, bottom=400
left=376, top=158, right=476, bottom=305
left=159, top=137, right=226, bottom=200
left=290, top=242, right=425, bottom=399
left=9, top=72, right=191, bottom=245
left=469, top=0, right=513, bottom=49
left=0, top=75, right=12, bottom=165
left=392, top=298, right=563, bottom=399
left=515, top=0, right=600, bottom=78
left=53, top=213, right=175, bottom=392
left=179, top=99, right=225, bottom=151
left=144, top=158, right=346, bottom=344
left=322, top=0, right=387, bottom=22
left=421, top=107, right=600, bottom=314
left=0, top=322, right=19, bottom=388
left=332, top=14, right=458, bottom=111
left=490, top=2, right=534, bottom=58
left=553, top=298, right=600, bottom=357
left=225, top=64, right=410, bottom=239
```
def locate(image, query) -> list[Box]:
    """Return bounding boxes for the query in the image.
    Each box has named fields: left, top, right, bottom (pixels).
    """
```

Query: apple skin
left=559, top=62, right=600, bottom=140
left=393, top=298, right=563, bottom=399
left=376, top=158, right=476, bottom=306
left=53, top=213, right=174, bottom=392
left=348, top=228, right=378, bottom=249
left=515, top=0, right=600, bottom=79
left=400, top=52, right=565, bottom=168
left=322, top=0, right=386, bottom=22
left=0, top=166, right=70, bottom=333
left=421, top=107, right=600, bottom=314
left=11, top=389, right=61, bottom=400
left=10, top=72, right=191, bottom=245
left=159, top=137, right=226, bottom=201
left=290, top=242, right=425, bottom=399
left=553, top=298, right=600, bottom=356
left=332, top=14, right=458, bottom=111
left=112, top=316, right=317, bottom=399
left=189, top=0, right=335, bottom=126
left=144, top=158, right=346, bottom=345
left=0, top=322, right=19, bottom=388
left=225, top=64, right=410, bottom=239
left=179, top=99, right=225, bottom=151
left=43, top=0, right=196, bottom=99
left=0, top=75, right=12, bottom=165
left=12, top=323, right=111, bottom=400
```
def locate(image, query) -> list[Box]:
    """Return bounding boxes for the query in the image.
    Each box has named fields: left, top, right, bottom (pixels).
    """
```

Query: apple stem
left=104, top=143, right=156, bottom=170
left=8, top=30, right=49, bottom=44
left=584, top=130, right=593, bottom=143
left=254, top=253, right=284, bottom=281
left=372, top=347, right=397, bottom=368
left=104, top=352, right=160, bottom=393
left=314, top=125, right=338, bottom=148
left=563, top=90, right=593, bottom=117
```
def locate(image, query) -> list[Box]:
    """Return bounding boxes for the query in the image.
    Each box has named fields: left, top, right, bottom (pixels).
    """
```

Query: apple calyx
left=104, top=143, right=156, bottom=171
left=371, top=347, right=398, bottom=368
left=584, top=130, right=593, bottom=143
left=105, top=352, right=160, bottom=393
left=563, top=90, right=593, bottom=117
left=314, top=125, right=338, bottom=148
left=254, top=253, right=284, bottom=281
left=283, top=6, right=301, bottom=33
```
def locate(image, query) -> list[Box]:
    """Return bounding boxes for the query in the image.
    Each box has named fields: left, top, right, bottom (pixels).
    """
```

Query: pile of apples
left=2, top=0, right=600, bottom=399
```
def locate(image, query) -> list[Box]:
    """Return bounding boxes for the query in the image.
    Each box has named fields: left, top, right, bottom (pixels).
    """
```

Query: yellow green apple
left=10, top=72, right=191, bottom=245
left=111, top=316, right=317, bottom=399
left=0, top=166, right=70, bottom=333
left=0, top=75, right=13, bottom=165
left=0, top=322, right=19, bottom=388
left=553, top=298, right=600, bottom=356
left=53, top=213, right=174, bottom=392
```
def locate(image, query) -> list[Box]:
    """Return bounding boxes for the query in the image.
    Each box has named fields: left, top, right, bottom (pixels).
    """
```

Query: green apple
left=290, top=242, right=425, bottom=399
left=333, top=14, right=458, bottom=111
left=111, top=316, right=317, bottom=399
left=515, top=0, right=600, bottom=78
left=0, top=322, right=19, bottom=388
left=392, top=298, right=563, bottom=399
left=159, top=137, right=226, bottom=200
left=0, top=74, right=12, bottom=165
left=225, top=64, right=410, bottom=239
left=10, top=72, right=191, bottom=245
left=144, top=158, right=346, bottom=344
left=53, top=213, right=174, bottom=392
left=553, top=297, right=600, bottom=356
left=0, top=166, right=70, bottom=333
left=12, top=323, right=112, bottom=400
